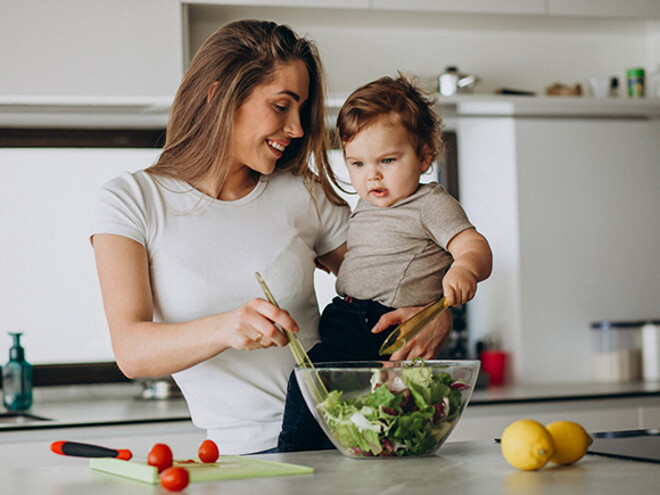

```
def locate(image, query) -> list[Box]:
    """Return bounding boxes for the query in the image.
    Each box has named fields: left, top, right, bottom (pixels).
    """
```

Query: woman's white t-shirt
left=91, top=170, right=349, bottom=454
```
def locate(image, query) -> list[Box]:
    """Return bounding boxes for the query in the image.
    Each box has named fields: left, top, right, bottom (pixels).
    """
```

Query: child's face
left=343, top=116, right=431, bottom=208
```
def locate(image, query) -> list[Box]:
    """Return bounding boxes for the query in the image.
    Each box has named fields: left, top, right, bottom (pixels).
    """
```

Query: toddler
left=278, top=75, right=492, bottom=452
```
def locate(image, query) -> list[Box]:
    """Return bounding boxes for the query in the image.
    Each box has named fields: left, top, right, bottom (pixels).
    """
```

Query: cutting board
left=90, top=456, right=313, bottom=484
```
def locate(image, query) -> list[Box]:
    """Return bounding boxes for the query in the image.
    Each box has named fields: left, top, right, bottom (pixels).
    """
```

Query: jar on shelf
left=590, top=321, right=643, bottom=383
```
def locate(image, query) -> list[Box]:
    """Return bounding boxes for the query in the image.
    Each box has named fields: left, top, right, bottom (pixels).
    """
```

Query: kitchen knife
left=51, top=441, right=133, bottom=460
left=379, top=297, right=449, bottom=355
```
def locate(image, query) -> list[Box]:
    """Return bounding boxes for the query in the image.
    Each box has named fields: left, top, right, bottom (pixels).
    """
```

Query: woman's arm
left=315, top=242, right=347, bottom=276
left=92, top=234, right=298, bottom=378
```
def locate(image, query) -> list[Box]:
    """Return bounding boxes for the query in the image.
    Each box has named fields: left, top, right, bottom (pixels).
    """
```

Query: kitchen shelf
left=2, top=94, right=659, bottom=130
left=329, top=93, right=660, bottom=119
left=0, top=96, right=173, bottom=130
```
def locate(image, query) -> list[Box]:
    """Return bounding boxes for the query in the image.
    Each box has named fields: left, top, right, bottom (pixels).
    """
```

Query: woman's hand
left=218, top=298, right=298, bottom=351
left=371, top=306, right=452, bottom=361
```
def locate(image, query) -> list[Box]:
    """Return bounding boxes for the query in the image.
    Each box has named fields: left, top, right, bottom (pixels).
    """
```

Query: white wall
left=188, top=6, right=652, bottom=97
left=0, top=149, right=158, bottom=363
left=457, top=116, right=660, bottom=383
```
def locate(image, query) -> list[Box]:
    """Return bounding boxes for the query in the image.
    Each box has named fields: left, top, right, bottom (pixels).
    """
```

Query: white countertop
left=0, top=440, right=657, bottom=495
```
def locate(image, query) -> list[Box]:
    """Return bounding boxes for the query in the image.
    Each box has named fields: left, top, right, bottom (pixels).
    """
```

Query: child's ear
left=420, top=145, right=434, bottom=172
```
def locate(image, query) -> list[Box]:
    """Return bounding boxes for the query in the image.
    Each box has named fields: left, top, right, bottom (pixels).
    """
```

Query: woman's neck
left=194, top=167, right=260, bottom=200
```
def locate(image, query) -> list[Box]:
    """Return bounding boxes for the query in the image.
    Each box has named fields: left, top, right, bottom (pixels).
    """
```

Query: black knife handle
left=51, top=441, right=132, bottom=460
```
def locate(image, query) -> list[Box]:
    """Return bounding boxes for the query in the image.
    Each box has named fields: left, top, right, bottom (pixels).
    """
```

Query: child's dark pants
left=277, top=296, right=394, bottom=452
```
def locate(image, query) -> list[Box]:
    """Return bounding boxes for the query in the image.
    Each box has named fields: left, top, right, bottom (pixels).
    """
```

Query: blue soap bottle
left=2, top=332, right=33, bottom=411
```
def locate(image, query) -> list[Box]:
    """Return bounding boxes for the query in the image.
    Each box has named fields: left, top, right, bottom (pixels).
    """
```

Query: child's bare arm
left=443, top=228, right=493, bottom=306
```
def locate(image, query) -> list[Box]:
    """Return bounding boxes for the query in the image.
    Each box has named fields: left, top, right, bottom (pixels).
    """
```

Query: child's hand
left=442, top=265, right=478, bottom=306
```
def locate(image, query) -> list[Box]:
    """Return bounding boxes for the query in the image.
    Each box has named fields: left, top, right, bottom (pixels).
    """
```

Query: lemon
left=500, top=419, right=555, bottom=471
left=545, top=421, right=593, bottom=465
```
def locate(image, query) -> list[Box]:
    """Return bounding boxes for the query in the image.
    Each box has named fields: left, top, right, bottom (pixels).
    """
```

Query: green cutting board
left=90, top=456, right=313, bottom=484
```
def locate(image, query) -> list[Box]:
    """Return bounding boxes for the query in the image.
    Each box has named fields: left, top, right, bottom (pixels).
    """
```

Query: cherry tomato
left=160, top=466, right=189, bottom=492
left=147, top=443, right=173, bottom=473
left=198, top=439, right=219, bottom=463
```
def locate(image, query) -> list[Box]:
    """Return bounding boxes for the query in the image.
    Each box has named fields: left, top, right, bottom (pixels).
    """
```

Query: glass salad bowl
left=294, top=359, right=480, bottom=458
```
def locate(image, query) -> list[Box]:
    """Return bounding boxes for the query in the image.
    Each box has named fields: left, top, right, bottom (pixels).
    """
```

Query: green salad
left=317, top=364, right=470, bottom=457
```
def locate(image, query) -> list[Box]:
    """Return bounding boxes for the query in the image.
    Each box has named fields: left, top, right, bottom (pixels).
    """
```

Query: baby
left=278, top=75, right=492, bottom=452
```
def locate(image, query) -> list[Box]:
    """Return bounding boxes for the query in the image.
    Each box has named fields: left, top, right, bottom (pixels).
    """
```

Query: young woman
left=90, top=20, right=451, bottom=454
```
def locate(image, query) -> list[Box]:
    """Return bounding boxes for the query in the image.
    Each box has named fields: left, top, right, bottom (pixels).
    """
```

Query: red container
left=480, top=350, right=507, bottom=386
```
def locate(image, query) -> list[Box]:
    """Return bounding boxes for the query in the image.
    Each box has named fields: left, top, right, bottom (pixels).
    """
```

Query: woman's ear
left=207, top=81, right=220, bottom=104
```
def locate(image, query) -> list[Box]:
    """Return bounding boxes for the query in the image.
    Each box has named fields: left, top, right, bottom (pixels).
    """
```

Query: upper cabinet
left=547, top=0, right=660, bottom=19
left=371, top=0, right=545, bottom=16
left=1, top=0, right=183, bottom=128
left=186, top=0, right=660, bottom=19
left=3, top=0, right=660, bottom=128
left=189, top=0, right=369, bottom=8
left=2, top=0, right=183, bottom=99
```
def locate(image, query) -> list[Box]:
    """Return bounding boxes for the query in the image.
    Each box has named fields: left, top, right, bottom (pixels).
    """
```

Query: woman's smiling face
left=231, top=60, right=310, bottom=177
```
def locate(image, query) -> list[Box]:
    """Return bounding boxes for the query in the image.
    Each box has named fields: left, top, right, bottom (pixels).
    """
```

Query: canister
left=626, top=68, right=645, bottom=98
left=641, top=321, right=660, bottom=381
left=590, top=321, right=643, bottom=383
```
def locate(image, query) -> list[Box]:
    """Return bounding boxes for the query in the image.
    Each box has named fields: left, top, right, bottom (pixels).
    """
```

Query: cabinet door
left=640, top=405, right=660, bottom=429
left=188, top=0, right=369, bottom=7
left=547, top=0, right=660, bottom=19
left=449, top=399, right=642, bottom=442
left=372, top=0, right=545, bottom=15
left=2, top=0, right=183, bottom=98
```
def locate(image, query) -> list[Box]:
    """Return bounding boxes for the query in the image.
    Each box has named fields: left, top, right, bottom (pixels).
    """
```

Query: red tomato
left=147, top=443, right=173, bottom=473
left=198, top=439, right=219, bottom=463
left=160, top=466, right=189, bottom=492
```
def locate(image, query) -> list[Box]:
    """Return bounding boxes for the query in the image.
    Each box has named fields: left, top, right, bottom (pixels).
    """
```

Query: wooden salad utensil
left=255, top=273, right=327, bottom=401
left=379, top=297, right=450, bottom=356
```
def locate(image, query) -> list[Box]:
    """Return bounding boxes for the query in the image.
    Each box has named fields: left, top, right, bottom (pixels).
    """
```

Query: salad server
left=255, top=272, right=328, bottom=401
left=379, top=297, right=449, bottom=355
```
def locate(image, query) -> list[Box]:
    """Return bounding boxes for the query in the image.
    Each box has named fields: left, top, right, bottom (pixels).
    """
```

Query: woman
left=91, top=19, right=450, bottom=454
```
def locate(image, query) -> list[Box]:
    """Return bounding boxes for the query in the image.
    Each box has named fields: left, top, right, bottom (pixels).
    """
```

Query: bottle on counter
left=609, top=77, right=619, bottom=98
left=2, top=332, right=33, bottom=411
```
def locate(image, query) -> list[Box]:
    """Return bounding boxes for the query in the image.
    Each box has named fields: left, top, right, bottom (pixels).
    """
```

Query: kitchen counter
left=0, top=439, right=657, bottom=494
left=2, top=380, right=658, bottom=434
left=0, top=383, right=192, bottom=433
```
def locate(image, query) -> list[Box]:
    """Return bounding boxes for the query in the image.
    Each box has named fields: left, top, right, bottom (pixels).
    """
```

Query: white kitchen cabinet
left=184, top=0, right=660, bottom=19
left=456, top=113, right=660, bottom=384
left=547, top=0, right=660, bottom=19
left=640, top=404, right=660, bottom=428
left=186, top=0, right=369, bottom=8
left=450, top=396, right=659, bottom=442
left=372, top=0, right=545, bottom=16
left=1, top=0, right=183, bottom=100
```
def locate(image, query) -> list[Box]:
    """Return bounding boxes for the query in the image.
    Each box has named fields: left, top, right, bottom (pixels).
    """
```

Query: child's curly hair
left=336, top=73, right=444, bottom=162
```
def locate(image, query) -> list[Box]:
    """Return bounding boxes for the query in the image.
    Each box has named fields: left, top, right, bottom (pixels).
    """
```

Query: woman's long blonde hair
left=147, top=19, right=344, bottom=205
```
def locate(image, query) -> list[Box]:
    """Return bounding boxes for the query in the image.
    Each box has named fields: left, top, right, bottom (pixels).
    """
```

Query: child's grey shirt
left=335, top=182, right=473, bottom=308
